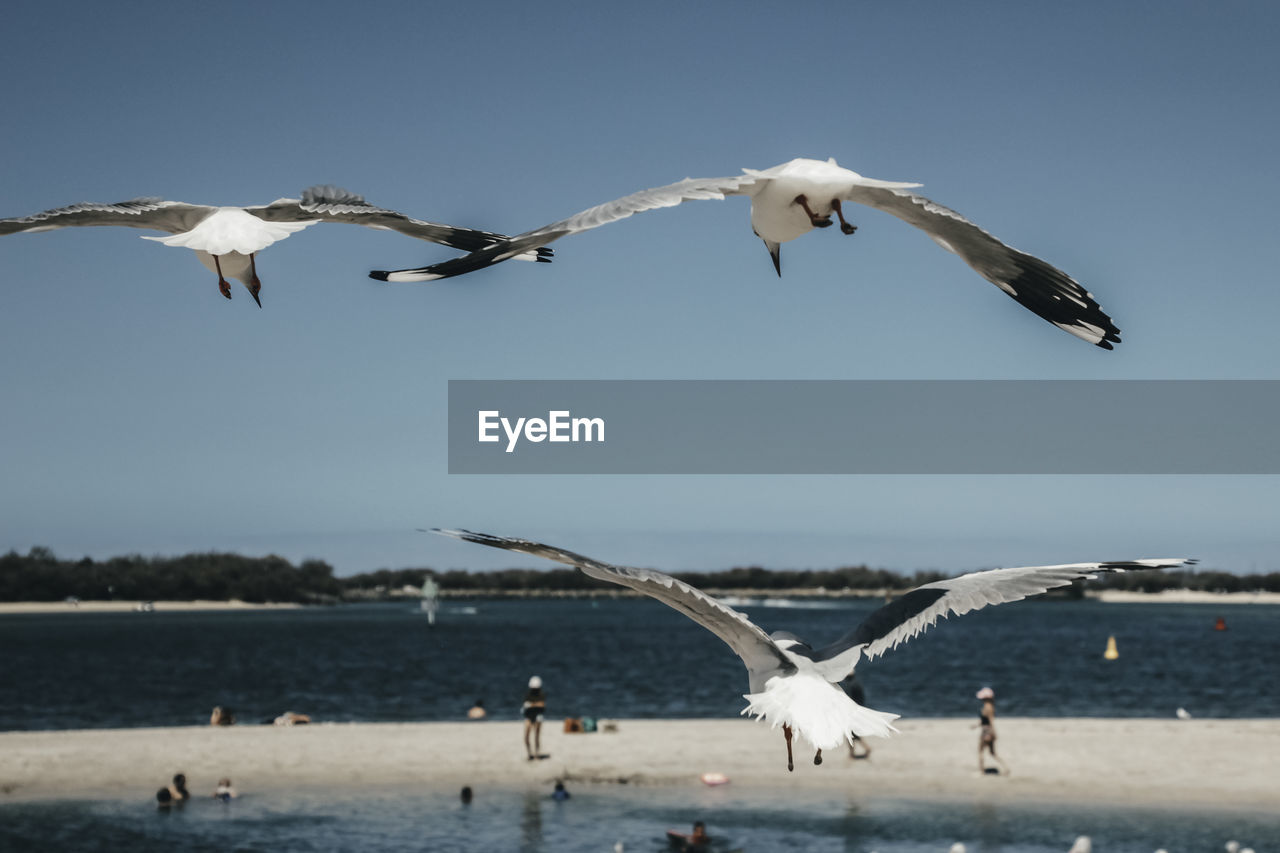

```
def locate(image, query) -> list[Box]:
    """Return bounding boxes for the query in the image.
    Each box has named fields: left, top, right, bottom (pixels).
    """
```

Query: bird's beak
left=764, top=240, right=781, bottom=277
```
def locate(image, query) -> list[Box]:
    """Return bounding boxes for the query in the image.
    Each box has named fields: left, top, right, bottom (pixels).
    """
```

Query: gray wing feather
left=247, top=186, right=535, bottom=254
left=843, top=184, right=1121, bottom=349
left=0, top=198, right=215, bottom=237
left=371, top=174, right=761, bottom=281
left=815, top=558, right=1196, bottom=669
left=432, top=529, right=792, bottom=674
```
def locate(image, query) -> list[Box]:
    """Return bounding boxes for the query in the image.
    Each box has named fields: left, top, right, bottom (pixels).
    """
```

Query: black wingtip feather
left=1004, top=253, right=1122, bottom=348
left=368, top=270, right=391, bottom=282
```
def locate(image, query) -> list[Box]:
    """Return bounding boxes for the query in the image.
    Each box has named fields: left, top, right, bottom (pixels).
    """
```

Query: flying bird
left=433, top=528, right=1193, bottom=770
left=1, top=186, right=551, bottom=306
left=371, top=157, right=1121, bottom=348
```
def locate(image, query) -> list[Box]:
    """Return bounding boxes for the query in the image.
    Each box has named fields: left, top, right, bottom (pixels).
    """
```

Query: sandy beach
left=1088, top=589, right=1280, bottom=605
left=3, top=591, right=1278, bottom=615
left=2, top=717, right=1274, bottom=811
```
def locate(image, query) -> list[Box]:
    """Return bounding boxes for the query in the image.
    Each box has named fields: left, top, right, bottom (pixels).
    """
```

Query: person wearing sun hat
left=522, top=676, right=547, bottom=760
left=974, top=686, right=1010, bottom=775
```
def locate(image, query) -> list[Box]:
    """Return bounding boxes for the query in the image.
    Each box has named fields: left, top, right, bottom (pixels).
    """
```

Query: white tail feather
left=741, top=671, right=899, bottom=751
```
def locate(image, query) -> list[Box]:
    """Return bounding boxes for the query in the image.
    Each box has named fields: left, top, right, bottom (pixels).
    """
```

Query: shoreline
left=2, top=718, right=1275, bottom=811
left=2, top=589, right=1278, bottom=614
left=1086, top=589, right=1280, bottom=604
left=0, top=600, right=303, bottom=615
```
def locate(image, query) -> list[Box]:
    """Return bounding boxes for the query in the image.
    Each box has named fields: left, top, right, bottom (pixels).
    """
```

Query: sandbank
left=1088, top=589, right=1280, bottom=605
left=1, top=718, right=1275, bottom=811
left=0, top=600, right=302, bottom=615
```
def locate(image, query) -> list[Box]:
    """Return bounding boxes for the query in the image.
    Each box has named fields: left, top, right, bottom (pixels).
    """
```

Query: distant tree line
left=0, top=547, right=342, bottom=604
left=3, top=547, right=1279, bottom=603
left=1091, top=567, right=1280, bottom=593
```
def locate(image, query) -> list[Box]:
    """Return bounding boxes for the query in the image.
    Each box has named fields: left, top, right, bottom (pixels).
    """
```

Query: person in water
left=467, top=699, right=487, bottom=719
left=551, top=780, right=570, bottom=801
left=669, top=820, right=710, bottom=851
left=522, top=676, right=547, bottom=760
left=213, top=778, right=237, bottom=801
left=974, top=687, right=1010, bottom=774
left=167, top=773, right=190, bottom=801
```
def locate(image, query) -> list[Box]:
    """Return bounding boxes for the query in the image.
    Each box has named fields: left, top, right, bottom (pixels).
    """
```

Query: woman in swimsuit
left=522, top=676, right=547, bottom=760
left=975, top=686, right=1010, bottom=774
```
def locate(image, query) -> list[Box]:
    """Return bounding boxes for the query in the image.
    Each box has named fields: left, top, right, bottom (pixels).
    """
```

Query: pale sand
left=0, top=600, right=302, bottom=615
left=3, top=591, right=1278, bottom=615
left=1089, top=589, right=1280, bottom=605
left=2, top=718, right=1275, bottom=810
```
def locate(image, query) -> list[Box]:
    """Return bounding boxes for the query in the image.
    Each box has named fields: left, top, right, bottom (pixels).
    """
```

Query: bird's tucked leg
left=793, top=194, right=832, bottom=228
left=214, top=255, right=231, bottom=300
left=248, top=253, right=263, bottom=308
left=783, top=724, right=795, bottom=772
left=813, top=748, right=823, bottom=766
left=831, top=199, right=858, bottom=235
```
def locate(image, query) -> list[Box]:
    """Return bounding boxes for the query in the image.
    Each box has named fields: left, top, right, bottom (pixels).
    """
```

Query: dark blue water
left=0, top=599, right=1276, bottom=731
left=1, top=787, right=1277, bottom=852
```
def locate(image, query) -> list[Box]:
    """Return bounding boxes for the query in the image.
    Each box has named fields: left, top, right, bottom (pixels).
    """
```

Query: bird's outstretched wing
left=370, top=174, right=761, bottom=282
left=0, top=198, right=216, bottom=237
left=842, top=183, right=1120, bottom=349
left=432, top=529, right=794, bottom=675
left=809, top=559, right=1197, bottom=675
left=249, top=186, right=552, bottom=261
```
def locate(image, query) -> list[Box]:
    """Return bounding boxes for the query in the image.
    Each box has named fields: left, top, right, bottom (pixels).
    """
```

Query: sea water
left=1, top=787, right=1277, bottom=852
left=0, top=599, right=1276, bottom=730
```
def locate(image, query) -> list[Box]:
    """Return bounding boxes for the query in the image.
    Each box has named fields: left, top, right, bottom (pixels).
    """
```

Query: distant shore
left=0, top=600, right=302, bottom=615
left=2, top=589, right=1277, bottom=614
left=2, top=718, right=1275, bottom=810
left=1087, top=589, right=1280, bottom=604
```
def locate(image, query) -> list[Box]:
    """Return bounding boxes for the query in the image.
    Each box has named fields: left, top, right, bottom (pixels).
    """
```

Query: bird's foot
left=813, top=750, right=823, bottom=766
left=794, top=194, right=832, bottom=228
left=832, top=199, right=857, bottom=234
left=218, top=279, right=232, bottom=300
left=248, top=254, right=263, bottom=308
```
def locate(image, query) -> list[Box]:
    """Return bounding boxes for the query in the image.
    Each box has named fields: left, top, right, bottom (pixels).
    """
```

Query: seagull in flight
left=372, top=157, right=1120, bottom=348
left=434, top=529, right=1193, bottom=770
left=1, top=186, right=551, bottom=306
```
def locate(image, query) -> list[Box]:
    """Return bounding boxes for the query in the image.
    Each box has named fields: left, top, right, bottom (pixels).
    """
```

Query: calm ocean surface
left=2, top=786, right=1278, bottom=852
left=1, top=598, right=1277, bottom=730
left=2, top=599, right=1278, bottom=851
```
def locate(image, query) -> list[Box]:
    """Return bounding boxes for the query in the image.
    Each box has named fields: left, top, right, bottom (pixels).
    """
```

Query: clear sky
left=2, top=1, right=1279, bottom=576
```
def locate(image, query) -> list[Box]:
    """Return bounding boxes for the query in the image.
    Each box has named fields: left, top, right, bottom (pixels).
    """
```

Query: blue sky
left=2, top=1, right=1278, bottom=576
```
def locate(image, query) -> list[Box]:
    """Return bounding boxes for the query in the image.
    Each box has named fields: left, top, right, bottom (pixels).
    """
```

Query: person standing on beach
left=842, top=675, right=872, bottom=760
left=522, top=676, right=547, bottom=760
left=974, top=686, right=1010, bottom=775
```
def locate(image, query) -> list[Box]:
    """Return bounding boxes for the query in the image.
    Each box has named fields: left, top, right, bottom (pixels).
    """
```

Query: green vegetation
left=0, top=547, right=342, bottom=604
left=2, top=546, right=1278, bottom=603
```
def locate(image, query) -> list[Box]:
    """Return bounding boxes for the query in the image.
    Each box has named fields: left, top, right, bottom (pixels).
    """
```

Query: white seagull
left=372, top=157, right=1121, bottom=348
left=434, top=529, right=1194, bottom=770
left=1, top=186, right=551, bottom=306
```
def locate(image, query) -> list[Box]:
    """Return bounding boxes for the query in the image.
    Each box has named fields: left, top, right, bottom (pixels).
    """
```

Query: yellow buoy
left=1104, top=635, right=1119, bottom=660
